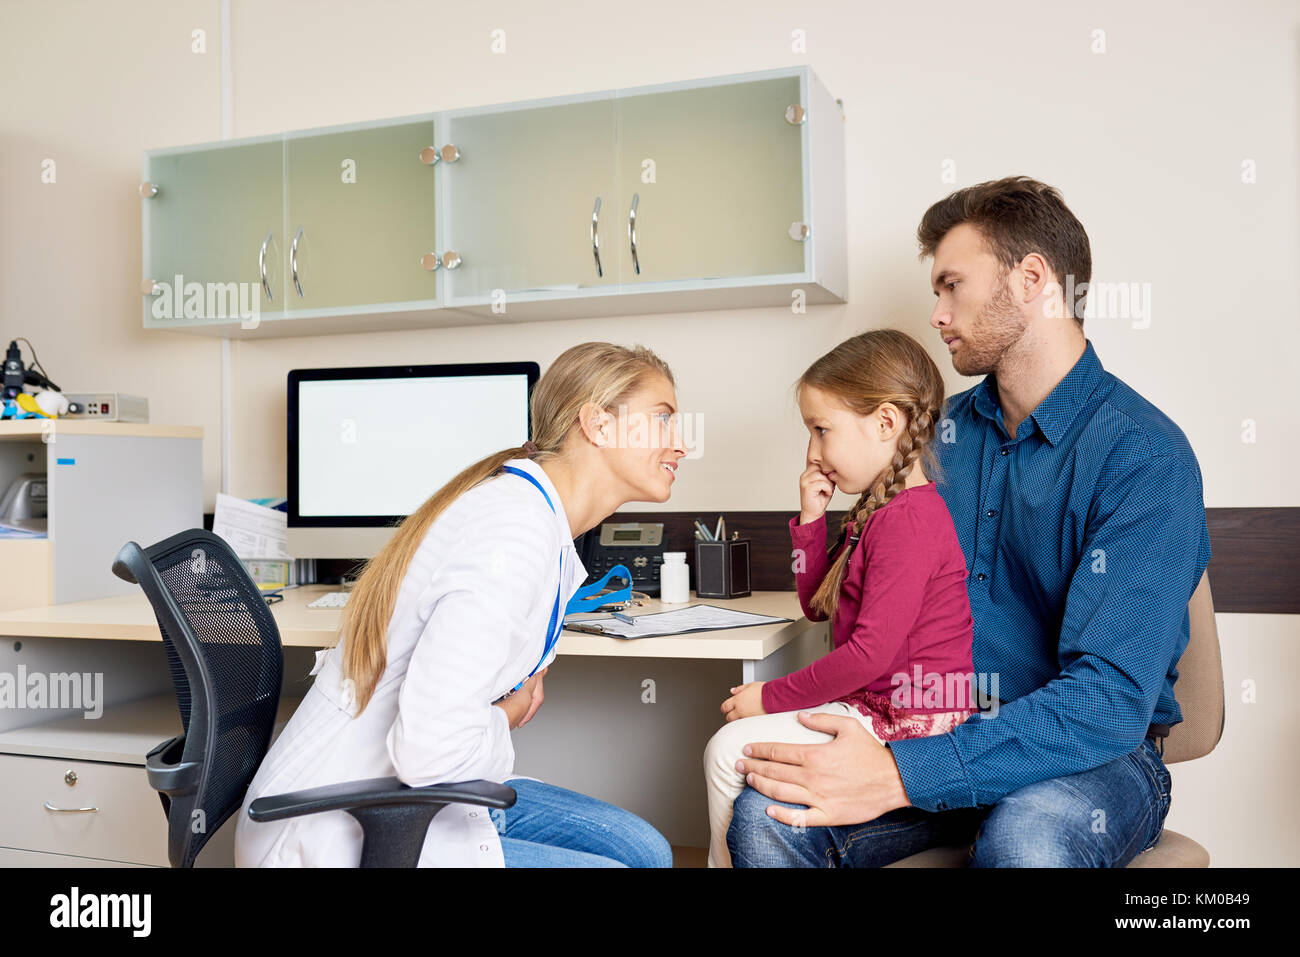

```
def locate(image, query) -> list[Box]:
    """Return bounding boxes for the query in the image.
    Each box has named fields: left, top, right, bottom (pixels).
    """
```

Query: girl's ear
left=875, top=402, right=905, bottom=439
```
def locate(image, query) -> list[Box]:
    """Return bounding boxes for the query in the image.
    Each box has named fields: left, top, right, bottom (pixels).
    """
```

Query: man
left=728, top=176, right=1211, bottom=867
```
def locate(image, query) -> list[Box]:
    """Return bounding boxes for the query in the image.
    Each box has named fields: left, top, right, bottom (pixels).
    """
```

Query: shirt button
left=937, top=801, right=948, bottom=811
left=480, top=844, right=489, bottom=852
left=986, top=509, right=996, bottom=517
left=1000, top=448, right=1009, bottom=456
left=976, top=573, right=987, bottom=581
left=468, top=811, right=477, bottom=818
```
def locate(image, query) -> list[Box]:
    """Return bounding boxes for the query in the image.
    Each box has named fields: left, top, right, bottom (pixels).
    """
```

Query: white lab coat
left=234, top=458, right=587, bottom=867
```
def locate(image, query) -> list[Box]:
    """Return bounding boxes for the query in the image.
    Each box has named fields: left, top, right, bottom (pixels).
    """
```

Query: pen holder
left=694, top=539, right=751, bottom=599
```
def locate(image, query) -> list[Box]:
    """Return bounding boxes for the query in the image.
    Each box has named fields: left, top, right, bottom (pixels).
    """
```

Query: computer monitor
left=287, top=361, right=539, bottom=558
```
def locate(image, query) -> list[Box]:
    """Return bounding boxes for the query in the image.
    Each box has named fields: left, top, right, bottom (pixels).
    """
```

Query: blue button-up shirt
left=888, top=338, right=1212, bottom=811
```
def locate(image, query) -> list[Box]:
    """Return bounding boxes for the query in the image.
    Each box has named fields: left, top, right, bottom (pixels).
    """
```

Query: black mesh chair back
left=112, top=528, right=284, bottom=868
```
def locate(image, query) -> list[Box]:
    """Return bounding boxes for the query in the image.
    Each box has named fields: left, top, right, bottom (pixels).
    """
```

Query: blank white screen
left=297, top=374, right=530, bottom=517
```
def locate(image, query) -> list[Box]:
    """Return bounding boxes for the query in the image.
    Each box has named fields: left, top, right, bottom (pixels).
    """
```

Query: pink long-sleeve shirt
left=762, top=482, right=977, bottom=737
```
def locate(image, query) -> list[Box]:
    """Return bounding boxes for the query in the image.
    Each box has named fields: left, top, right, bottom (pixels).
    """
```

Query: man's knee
left=727, top=786, right=823, bottom=867
left=970, top=786, right=1112, bottom=867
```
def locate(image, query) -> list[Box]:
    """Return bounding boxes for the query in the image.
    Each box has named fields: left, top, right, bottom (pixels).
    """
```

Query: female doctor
left=235, top=342, right=683, bottom=867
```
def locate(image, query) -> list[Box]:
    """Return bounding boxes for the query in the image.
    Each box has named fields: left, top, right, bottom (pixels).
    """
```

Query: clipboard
left=563, top=603, right=793, bottom=640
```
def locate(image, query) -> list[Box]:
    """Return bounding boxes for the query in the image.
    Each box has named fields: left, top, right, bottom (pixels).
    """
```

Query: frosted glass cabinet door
left=614, top=76, right=806, bottom=285
left=284, top=120, right=438, bottom=311
left=440, top=96, right=618, bottom=303
left=143, top=140, right=283, bottom=326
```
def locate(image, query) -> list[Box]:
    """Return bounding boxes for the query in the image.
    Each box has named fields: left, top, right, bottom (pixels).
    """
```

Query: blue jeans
left=495, top=777, right=674, bottom=867
left=727, top=735, right=1172, bottom=867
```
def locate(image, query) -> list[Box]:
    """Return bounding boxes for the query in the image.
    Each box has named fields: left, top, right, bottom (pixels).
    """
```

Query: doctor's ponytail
left=338, top=342, right=675, bottom=714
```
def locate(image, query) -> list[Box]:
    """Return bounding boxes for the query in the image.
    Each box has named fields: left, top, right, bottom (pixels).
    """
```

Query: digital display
left=612, top=529, right=642, bottom=542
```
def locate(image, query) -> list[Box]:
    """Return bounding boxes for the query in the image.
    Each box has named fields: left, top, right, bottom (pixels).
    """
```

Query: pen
left=714, top=516, right=722, bottom=540
left=612, top=611, right=638, bottom=624
left=694, top=519, right=714, bottom=541
left=719, top=516, right=726, bottom=541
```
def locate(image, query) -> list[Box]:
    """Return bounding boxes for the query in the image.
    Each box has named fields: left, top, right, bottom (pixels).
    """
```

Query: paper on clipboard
left=564, top=603, right=792, bottom=640
left=212, top=493, right=289, bottom=560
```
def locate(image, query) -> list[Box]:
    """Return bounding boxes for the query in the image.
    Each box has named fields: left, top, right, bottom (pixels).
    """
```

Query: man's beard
left=954, top=275, right=1026, bottom=377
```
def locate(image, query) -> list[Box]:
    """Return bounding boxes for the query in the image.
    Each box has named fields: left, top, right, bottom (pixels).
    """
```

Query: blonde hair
left=340, top=342, right=675, bottom=714
left=798, top=329, right=946, bottom=621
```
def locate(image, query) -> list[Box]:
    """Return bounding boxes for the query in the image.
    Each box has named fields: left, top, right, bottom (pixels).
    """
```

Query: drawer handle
left=44, top=801, right=99, bottom=813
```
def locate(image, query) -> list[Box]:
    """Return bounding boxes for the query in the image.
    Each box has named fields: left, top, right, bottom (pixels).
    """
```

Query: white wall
left=2, top=0, right=1296, bottom=864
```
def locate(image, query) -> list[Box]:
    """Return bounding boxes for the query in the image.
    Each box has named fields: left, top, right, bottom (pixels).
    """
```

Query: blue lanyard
left=500, top=466, right=564, bottom=693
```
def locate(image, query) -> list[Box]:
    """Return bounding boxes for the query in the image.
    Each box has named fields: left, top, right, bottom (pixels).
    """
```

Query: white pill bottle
left=660, top=551, right=690, bottom=603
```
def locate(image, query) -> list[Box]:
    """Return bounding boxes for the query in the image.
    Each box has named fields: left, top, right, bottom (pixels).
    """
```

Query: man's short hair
left=917, top=175, right=1092, bottom=325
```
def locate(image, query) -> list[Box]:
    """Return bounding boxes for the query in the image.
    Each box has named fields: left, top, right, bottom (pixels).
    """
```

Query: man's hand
left=721, top=681, right=766, bottom=722
left=736, top=711, right=911, bottom=827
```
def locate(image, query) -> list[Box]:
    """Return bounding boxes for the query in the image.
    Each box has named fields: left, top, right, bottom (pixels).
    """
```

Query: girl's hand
left=799, top=461, right=835, bottom=525
left=721, top=681, right=766, bottom=723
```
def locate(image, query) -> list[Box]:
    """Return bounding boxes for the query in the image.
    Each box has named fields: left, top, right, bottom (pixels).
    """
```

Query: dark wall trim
left=603, top=507, right=1300, bottom=615
left=202, top=507, right=1298, bottom=614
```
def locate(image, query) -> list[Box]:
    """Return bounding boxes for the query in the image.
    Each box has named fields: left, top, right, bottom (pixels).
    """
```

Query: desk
left=0, top=586, right=829, bottom=860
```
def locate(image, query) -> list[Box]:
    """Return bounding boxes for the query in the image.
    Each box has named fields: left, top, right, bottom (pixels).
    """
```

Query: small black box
left=694, top=539, right=751, bottom=598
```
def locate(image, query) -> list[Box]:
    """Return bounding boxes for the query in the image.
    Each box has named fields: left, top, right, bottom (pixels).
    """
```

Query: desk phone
left=575, top=521, right=669, bottom=596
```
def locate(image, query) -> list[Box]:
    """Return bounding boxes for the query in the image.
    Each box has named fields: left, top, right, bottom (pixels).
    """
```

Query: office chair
left=112, top=527, right=517, bottom=868
left=886, top=569, right=1223, bottom=868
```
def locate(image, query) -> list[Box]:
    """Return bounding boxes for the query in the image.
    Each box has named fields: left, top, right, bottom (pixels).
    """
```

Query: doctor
left=236, top=341, right=685, bottom=867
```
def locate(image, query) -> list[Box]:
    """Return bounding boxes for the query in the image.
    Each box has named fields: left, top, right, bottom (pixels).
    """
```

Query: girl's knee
left=703, top=720, right=749, bottom=773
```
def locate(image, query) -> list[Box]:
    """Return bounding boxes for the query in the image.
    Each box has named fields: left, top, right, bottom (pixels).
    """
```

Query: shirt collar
left=971, top=339, right=1107, bottom=448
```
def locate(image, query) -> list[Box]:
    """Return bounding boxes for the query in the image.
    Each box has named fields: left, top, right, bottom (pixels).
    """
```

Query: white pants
left=703, top=701, right=884, bottom=868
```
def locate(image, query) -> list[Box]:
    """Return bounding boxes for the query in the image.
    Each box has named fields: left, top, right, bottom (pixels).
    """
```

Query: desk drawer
left=0, top=753, right=169, bottom=866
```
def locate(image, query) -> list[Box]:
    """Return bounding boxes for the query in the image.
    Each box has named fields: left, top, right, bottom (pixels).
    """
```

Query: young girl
left=704, top=328, right=979, bottom=868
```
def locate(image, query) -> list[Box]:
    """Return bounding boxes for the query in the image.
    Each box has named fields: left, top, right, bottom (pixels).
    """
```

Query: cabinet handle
left=441, top=250, right=462, bottom=270
left=290, top=227, right=305, bottom=298
left=139, top=181, right=160, bottom=198
left=418, top=144, right=460, bottom=165
left=420, top=252, right=442, bottom=271
left=591, top=197, right=603, bottom=278
left=44, top=801, right=99, bottom=813
left=259, top=231, right=274, bottom=302
left=628, top=193, right=640, bottom=276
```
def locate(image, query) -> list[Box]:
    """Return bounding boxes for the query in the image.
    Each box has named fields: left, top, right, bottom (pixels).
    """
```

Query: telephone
left=574, top=521, right=670, bottom=597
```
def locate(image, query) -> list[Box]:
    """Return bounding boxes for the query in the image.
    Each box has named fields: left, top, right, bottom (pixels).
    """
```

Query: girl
left=704, top=329, right=978, bottom=868
left=237, top=342, right=685, bottom=867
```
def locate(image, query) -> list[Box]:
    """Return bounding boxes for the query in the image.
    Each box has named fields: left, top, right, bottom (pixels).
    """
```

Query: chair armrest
left=247, top=776, right=517, bottom=823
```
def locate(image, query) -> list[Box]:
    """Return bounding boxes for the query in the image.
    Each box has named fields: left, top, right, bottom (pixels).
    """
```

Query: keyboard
left=306, top=591, right=351, bottom=609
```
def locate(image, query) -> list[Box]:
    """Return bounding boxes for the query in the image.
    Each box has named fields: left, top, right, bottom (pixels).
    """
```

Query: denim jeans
left=496, top=777, right=675, bottom=867
left=727, top=735, right=1173, bottom=867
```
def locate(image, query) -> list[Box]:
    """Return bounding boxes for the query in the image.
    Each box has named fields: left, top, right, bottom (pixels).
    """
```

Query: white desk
left=0, top=586, right=829, bottom=860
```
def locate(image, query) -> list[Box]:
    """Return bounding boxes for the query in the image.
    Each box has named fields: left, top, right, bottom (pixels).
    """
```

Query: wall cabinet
left=140, top=67, right=845, bottom=338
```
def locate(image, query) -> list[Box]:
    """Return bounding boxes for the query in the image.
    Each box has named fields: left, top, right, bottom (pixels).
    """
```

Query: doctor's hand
left=517, top=667, right=547, bottom=728
left=493, top=669, right=546, bottom=730
left=735, top=711, right=911, bottom=827
left=799, top=462, right=835, bottom=526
